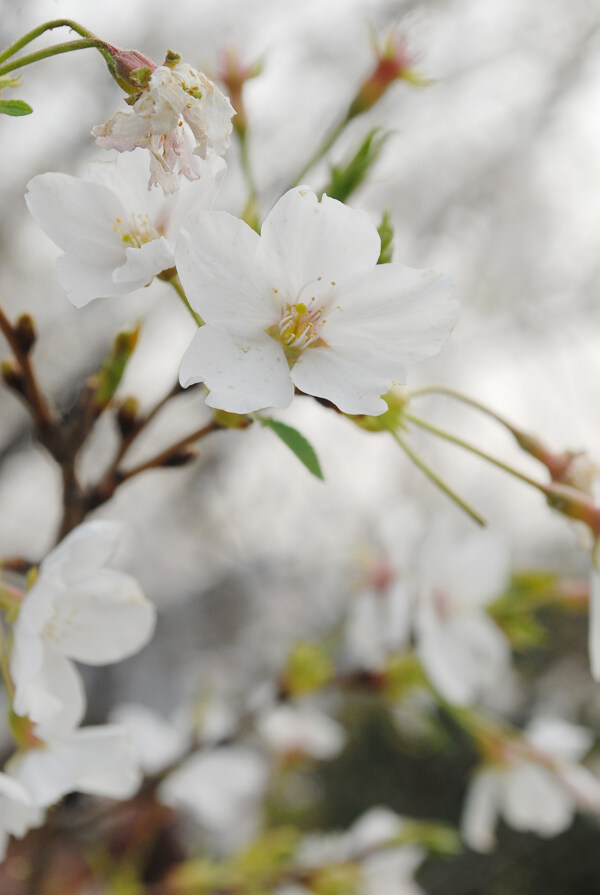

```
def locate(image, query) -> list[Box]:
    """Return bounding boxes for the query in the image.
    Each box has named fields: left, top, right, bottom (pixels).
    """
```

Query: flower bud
left=162, top=449, right=196, bottom=468
left=13, top=313, right=36, bottom=355
left=1, top=358, right=24, bottom=394
left=102, top=43, right=157, bottom=95
left=116, top=396, right=140, bottom=436
left=217, top=48, right=262, bottom=137
left=348, top=32, right=428, bottom=119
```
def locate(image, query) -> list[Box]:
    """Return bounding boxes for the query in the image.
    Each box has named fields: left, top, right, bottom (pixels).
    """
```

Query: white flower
left=25, top=149, right=224, bottom=308
left=109, top=703, right=191, bottom=775
left=0, top=773, right=44, bottom=862
left=92, top=62, right=234, bottom=194
left=176, top=187, right=458, bottom=415
left=256, top=703, right=346, bottom=760
left=461, top=717, right=600, bottom=852
left=361, top=845, right=425, bottom=895
left=8, top=725, right=142, bottom=808
left=415, top=527, right=511, bottom=705
left=158, top=745, right=269, bottom=853
left=10, top=520, right=156, bottom=739
left=346, top=503, right=424, bottom=670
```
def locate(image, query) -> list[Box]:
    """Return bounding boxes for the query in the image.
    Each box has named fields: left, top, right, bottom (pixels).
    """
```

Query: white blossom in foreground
left=8, top=725, right=142, bottom=808
left=92, top=61, right=234, bottom=194
left=0, top=773, right=44, bottom=862
left=462, top=717, right=600, bottom=852
left=589, top=564, right=600, bottom=680
left=415, top=528, right=511, bottom=705
left=176, top=187, right=458, bottom=414
left=26, top=149, right=224, bottom=308
left=256, top=703, right=346, bottom=760
left=10, top=521, right=156, bottom=738
left=159, top=745, right=269, bottom=853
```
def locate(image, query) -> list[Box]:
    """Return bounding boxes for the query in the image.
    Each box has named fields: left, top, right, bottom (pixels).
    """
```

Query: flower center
left=114, top=212, right=161, bottom=248
left=278, top=301, right=325, bottom=350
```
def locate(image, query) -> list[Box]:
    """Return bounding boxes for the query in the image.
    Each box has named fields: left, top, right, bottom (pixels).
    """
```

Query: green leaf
left=377, top=208, right=394, bottom=263
left=323, top=128, right=388, bottom=203
left=94, top=325, right=140, bottom=409
left=260, top=418, right=324, bottom=479
left=0, top=99, right=33, bottom=116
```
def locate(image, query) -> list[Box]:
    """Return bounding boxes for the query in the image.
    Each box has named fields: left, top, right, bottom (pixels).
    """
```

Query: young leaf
left=0, top=99, right=33, bottom=116
left=323, top=128, right=388, bottom=204
left=260, top=418, right=324, bottom=480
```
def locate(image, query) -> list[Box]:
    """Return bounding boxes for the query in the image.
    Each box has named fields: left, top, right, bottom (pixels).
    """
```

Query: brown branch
left=0, top=303, right=54, bottom=433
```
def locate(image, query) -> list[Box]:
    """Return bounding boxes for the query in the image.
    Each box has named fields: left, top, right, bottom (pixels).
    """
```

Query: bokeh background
left=2, top=1, right=600, bottom=891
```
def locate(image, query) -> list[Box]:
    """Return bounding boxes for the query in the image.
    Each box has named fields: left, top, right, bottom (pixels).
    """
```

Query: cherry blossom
left=0, top=773, right=44, bottom=862
left=26, top=149, right=224, bottom=308
left=10, top=520, right=156, bottom=739
left=256, top=703, right=346, bottom=760
left=415, top=527, right=511, bottom=705
left=176, top=187, right=458, bottom=414
left=109, top=703, right=191, bottom=774
left=92, top=61, right=234, bottom=194
left=8, top=725, right=142, bottom=808
left=461, top=716, right=600, bottom=852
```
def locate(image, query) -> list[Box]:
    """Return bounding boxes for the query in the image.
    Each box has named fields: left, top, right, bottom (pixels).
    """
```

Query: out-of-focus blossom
left=256, top=702, right=346, bottom=760
left=26, top=150, right=224, bottom=307
left=415, top=528, right=511, bottom=705
left=462, top=717, right=600, bottom=851
left=109, top=703, right=191, bottom=775
left=10, top=521, right=156, bottom=738
left=92, top=60, right=234, bottom=194
left=0, top=773, right=44, bottom=862
left=346, top=504, right=423, bottom=670
left=8, top=725, right=142, bottom=808
left=158, top=745, right=269, bottom=852
left=176, top=186, right=458, bottom=414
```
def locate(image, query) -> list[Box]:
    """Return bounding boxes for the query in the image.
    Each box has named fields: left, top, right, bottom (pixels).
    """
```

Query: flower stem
left=404, top=411, right=546, bottom=492
left=291, top=115, right=350, bottom=187
left=0, top=621, right=14, bottom=703
left=0, top=38, right=112, bottom=78
left=390, top=429, right=486, bottom=526
left=166, top=273, right=203, bottom=327
left=0, top=19, right=97, bottom=66
left=407, top=384, right=518, bottom=433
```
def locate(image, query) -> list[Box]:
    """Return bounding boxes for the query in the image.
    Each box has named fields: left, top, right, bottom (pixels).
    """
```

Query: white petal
left=525, top=717, right=593, bottom=762
left=11, top=725, right=142, bottom=807
left=258, top=188, right=380, bottom=299
left=50, top=569, right=156, bottom=664
left=41, top=520, right=123, bottom=582
left=112, top=237, right=174, bottom=286
left=461, top=769, right=501, bottom=852
left=13, top=646, right=85, bottom=738
left=109, top=703, right=190, bottom=775
left=291, top=345, right=395, bottom=415
left=179, top=326, right=293, bottom=412
left=26, top=173, right=126, bottom=253
left=0, top=773, right=44, bottom=837
left=55, top=243, right=130, bottom=307
left=92, top=107, right=151, bottom=152
left=176, top=212, right=274, bottom=327
left=420, top=530, right=510, bottom=612
left=502, top=763, right=573, bottom=836
left=362, top=846, right=425, bottom=895
left=323, top=264, right=458, bottom=369
left=257, top=705, right=346, bottom=760
left=350, top=806, right=404, bottom=851
left=589, top=567, right=600, bottom=680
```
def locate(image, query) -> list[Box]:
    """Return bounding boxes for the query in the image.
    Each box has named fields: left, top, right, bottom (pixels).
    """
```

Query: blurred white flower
left=346, top=503, right=423, bottom=670
left=25, top=149, right=224, bottom=308
left=10, top=520, right=156, bottom=739
left=361, top=845, right=425, bottom=895
left=462, top=716, right=600, bottom=852
left=0, top=773, right=44, bottom=862
left=8, top=725, right=142, bottom=808
left=158, top=745, right=269, bottom=853
left=415, top=527, right=511, bottom=705
left=92, top=62, right=234, bottom=194
left=256, top=703, right=346, bottom=760
left=176, top=186, right=458, bottom=414
left=109, top=703, right=191, bottom=775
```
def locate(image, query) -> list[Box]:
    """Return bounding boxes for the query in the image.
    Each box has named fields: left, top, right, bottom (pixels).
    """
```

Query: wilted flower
left=10, top=521, right=156, bottom=738
left=92, top=57, right=234, bottom=193
left=177, top=187, right=458, bottom=414
left=26, top=149, right=224, bottom=308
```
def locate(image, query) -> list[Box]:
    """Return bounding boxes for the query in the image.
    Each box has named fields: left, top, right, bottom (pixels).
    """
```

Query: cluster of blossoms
left=0, top=521, right=156, bottom=857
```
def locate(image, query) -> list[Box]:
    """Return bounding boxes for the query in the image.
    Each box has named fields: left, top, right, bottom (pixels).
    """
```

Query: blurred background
left=2, top=0, right=600, bottom=891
